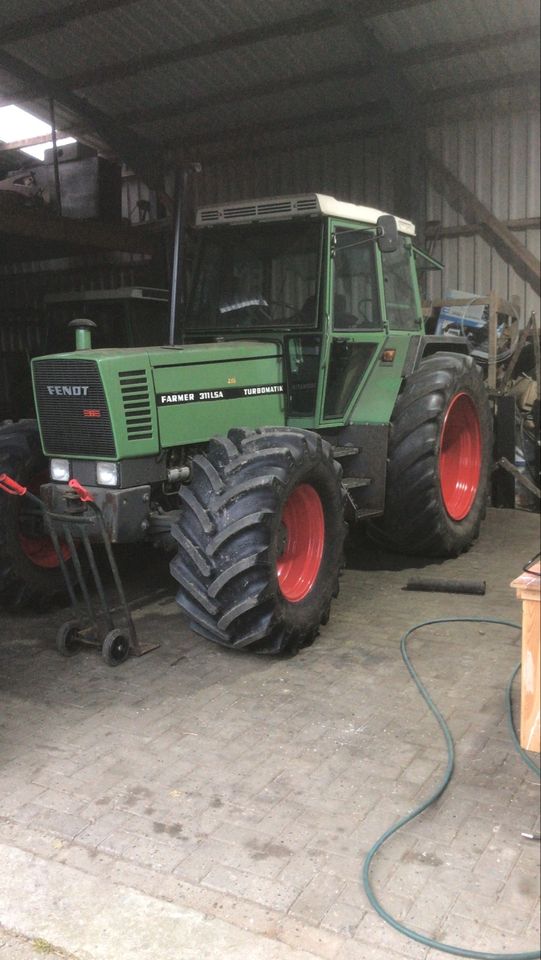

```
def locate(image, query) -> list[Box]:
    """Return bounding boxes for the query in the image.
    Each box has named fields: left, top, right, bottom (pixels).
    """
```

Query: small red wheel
left=18, top=470, right=70, bottom=569
left=277, top=484, right=325, bottom=602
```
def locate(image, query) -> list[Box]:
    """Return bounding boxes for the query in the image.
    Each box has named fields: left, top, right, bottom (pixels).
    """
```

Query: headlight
left=96, top=462, right=119, bottom=487
left=50, top=458, right=70, bottom=482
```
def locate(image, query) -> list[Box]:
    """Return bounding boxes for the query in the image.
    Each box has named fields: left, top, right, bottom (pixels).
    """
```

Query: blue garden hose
left=362, top=616, right=541, bottom=960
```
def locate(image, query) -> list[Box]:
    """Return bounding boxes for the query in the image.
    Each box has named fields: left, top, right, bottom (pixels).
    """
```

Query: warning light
left=381, top=349, right=396, bottom=363
left=83, top=409, right=101, bottom=418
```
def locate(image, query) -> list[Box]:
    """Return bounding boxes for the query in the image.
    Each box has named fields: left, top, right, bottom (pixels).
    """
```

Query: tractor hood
left=32, top=340, right=286, bottom=459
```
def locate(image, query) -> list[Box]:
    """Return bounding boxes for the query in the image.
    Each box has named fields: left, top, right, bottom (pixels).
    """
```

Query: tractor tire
left=170, top=427, right=346, bottom=655
left=371, top=353, right=492, bottom=558
left=0, top=420, right=68, bottom=609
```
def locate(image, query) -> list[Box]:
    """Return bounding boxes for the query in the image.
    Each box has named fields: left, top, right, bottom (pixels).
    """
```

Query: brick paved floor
left=0, top=925, right=74, bottom=959
left=0, top=508, right=539, bottom=959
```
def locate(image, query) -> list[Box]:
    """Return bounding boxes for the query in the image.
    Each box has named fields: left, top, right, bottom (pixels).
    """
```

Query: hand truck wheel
left=56, top=620, right=80, bottom=657
left=102, top=628, right=130, bottom=666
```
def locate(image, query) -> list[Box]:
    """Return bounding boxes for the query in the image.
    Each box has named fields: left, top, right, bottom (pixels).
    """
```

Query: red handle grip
left=0, top=473, right=27, bottom=496
left=68, top=478, right=94, bottom=503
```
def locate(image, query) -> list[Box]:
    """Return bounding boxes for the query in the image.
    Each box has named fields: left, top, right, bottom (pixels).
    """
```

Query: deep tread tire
left=170, top=427, right=346, bottom=655
left=371, top=353, right=492, bottom=558
left=0, top=420, right=67, bottom=609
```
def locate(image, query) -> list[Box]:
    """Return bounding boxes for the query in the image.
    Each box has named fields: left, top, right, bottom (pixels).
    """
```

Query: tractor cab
left=184, top=194, right=423, bottom=428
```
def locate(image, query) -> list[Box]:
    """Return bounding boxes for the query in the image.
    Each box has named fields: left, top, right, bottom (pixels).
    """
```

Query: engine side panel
left=152, top=347, right=286, bottom=447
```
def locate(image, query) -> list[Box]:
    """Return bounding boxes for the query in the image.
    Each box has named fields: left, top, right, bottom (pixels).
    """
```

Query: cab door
left=317, top=221, right=387, bottom=426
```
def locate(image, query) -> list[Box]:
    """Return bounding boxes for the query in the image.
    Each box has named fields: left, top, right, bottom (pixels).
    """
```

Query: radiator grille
left=33, top=359, right=116, bottom=457
left=119, top=369, right=153, bottom=441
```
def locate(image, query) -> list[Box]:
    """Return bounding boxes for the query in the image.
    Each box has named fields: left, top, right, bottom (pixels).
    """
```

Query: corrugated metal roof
left=372, top=0, right=539, bottom=48
left=0, top=0, right=538, bottom=170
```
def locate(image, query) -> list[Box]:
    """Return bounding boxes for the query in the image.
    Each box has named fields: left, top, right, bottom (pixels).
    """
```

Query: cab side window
left=333, top=230, right=381, bottom=330
left=382, top=237, right=419, bottom=331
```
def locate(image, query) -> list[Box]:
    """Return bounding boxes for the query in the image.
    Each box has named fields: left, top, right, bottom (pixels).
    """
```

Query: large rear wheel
left=170, top=427, right=346, bottom=654
left=0, top=421, right=68, bottom=608
left=371, top=353, right=492, bottom=557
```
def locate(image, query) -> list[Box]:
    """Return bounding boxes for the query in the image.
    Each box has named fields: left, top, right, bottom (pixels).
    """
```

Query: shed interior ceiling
left=0, top=0, right=538, bottom=179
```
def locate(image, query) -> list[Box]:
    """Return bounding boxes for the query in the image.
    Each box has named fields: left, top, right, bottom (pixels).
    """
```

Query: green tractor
left=28, top=194, right=491, bottom=653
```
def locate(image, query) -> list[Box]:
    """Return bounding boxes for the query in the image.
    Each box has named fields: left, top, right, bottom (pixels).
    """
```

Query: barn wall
left=191, top=130, right=397, bottom=219
left=190, top=108, right=540, bottom=324
left=425, top=109, right=540, bottom=323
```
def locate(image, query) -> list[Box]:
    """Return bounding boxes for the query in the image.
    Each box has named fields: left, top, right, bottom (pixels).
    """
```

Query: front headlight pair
left=50, top=459, right=119, bottom=487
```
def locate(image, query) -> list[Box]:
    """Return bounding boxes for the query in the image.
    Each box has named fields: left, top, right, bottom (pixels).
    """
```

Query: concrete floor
left=0, top=507, right=539, bottom=960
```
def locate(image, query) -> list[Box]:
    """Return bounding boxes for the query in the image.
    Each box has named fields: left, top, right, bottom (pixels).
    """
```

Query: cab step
left=342, top=476, right=372, bottom=490
left=332, top=445, right=360, bottom=459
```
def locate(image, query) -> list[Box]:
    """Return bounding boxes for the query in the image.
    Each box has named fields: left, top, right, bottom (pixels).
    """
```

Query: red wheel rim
left=17, top=472, right=70, bottom=569
left=439, top=393, right=482, bottom=521
left=277, top=484, right=324, bottom=602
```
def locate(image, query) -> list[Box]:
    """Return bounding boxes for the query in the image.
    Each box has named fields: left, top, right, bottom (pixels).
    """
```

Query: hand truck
left=0, top=473, right=159, bottom=666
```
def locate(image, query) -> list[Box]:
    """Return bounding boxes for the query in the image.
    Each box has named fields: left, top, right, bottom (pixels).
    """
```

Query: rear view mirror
left=377, top=215, right=398, bottom=254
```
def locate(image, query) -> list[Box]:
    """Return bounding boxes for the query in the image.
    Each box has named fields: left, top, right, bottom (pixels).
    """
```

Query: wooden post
left=510, top=562, right=541, bottom=753
left=487, top=289, right=498, bottom=391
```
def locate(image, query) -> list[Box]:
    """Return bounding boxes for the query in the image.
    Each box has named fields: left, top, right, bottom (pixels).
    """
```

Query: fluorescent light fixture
left=0, top=104, right=75, bottom=160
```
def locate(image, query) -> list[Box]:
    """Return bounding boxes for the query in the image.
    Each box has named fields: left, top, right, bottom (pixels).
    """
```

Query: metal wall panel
left=425, top=109, right=540, bottom=323
left=121, top=106, right=539, bottom=325
left=192, top=131, right=396, bottom=219
left=192, top=110, right=539, bottom=323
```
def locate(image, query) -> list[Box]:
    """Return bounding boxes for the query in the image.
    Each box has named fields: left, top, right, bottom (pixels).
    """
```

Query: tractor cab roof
left=195, top=192, right=416, bottom=236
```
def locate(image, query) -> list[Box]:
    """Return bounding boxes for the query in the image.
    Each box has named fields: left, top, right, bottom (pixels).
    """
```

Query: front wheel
left=371, top=353, right=492, bottom=557
left=170, top=428, right=346, bottom=654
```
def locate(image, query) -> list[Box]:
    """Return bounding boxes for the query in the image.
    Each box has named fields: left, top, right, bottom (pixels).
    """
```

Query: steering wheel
left=266, top=298, right=301, bottom=317
left=356, top=298, right=373, bottom=325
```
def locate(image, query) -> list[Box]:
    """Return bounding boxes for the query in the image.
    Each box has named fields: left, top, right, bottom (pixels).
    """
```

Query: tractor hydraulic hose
left=362, top=616, right=541, bottom=960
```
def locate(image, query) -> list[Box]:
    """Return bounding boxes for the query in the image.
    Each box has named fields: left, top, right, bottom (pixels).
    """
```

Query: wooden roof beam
left=425, top=217, right=541, bottom=240
left=40, top=0, right=432, bottom=91
left=164, top=71, right=535, bottom=152
left=406, top=23, right=539, bottom=67
left=426, top=154, right=541, bottom=296
left=165, top=100, right=386, bottom=150
left=120, top=24, right=539, bottom=127
left=0, top=132, right=68, bottom=153
left=314, top=10, right=541, bottom=291
left=0, top=208, right=157, bottom=255
left=0, top=0, right=141, bottom=44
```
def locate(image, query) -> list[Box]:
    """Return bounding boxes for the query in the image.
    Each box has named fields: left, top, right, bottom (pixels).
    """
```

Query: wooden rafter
left=0, top=132, right=69, bottom=153
left=4, top=0, right=431, bottom=96
left=167, top=82, right=538, bottom=166
left=425, top=218, right=541, bottom=240
left=165, top=101, right=385, bottom=150
left=118, top=25, right=539, bottom=127
left=0, top=208, right=157, bottom=255
left=0, top=0, right=140, bottom=44
left=426, top=153, right=541, bottom=297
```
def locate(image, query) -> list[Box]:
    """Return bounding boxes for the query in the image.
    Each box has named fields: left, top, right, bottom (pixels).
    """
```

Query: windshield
left=185, top=220, right=323, bottom=332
